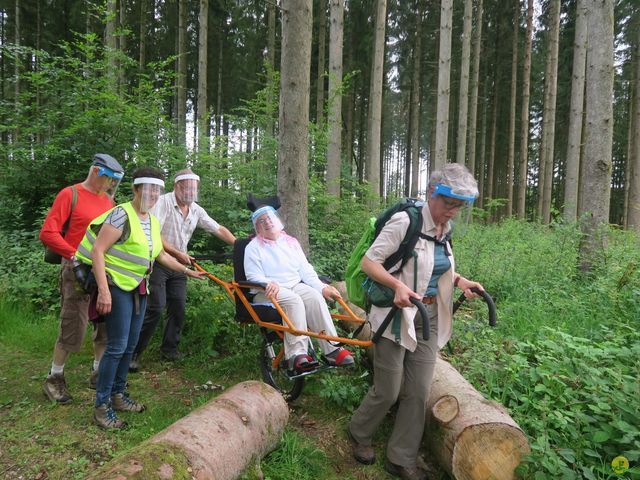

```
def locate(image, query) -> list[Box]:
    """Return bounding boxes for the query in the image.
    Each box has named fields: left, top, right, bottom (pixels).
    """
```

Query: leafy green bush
left=0, top=230, right=60, bottom=311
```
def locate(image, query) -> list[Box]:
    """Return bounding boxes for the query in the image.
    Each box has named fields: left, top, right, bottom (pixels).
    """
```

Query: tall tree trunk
left=409, top=2, right=424, bottom=197
left=266, top=0, right=276, bottom=137
left=486, top=86, right=497, bottom=205
left=455, top=0, right=472, bottom=167
left=197, top=0, right=209, bottom=153
left=278, top=0, right=313, bottom=252
left=176, top=0, right=187, bottom=145
left=539, top=0, right=560, bottom=223
left=477, top=74, right=488, bottom=209
left=578, top=0, right=614, bottom=271
left=13, top=0, right=20, bottom=143
left=105, top=0, right=118, bottom=88
left=467, top=0, right=483, bottom=177
left=326, top=0, right=344, bottom=198
left=139, top=0, right=147, bottom=73
left=506, top=0, right=518, bottom=217
left=118, top=0, right=127, bottom=88
left=365, top=0, right=387, bottom=203
left=434, top=0, right=453, bottom=172
left=627, top=25, right=640, bottom=231
left=216, top=16, right=224, bottom=139
left=563, top=0, right=587, bottom=223
left=517, top=0, right=533, bottom=219
left=315, top=0, right=326, bottom=126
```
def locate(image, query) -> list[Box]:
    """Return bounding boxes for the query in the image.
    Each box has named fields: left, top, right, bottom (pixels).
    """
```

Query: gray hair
left=429, top=163, right=479, bottom=198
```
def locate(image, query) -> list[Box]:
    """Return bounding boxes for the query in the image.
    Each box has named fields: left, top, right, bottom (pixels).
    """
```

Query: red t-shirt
left=39, top=183, right=114, bottom=259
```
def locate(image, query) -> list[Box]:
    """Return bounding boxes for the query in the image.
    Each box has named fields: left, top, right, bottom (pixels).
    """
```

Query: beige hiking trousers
left=349, top=303, right=439, bottom=468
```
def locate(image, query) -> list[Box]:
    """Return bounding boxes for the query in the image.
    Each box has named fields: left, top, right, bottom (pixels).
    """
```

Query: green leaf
left=592, top=431, right=610, bottom=443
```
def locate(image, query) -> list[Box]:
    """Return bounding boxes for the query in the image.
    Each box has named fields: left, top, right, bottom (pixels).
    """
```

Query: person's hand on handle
left=265, top=281, right=280, bottom=299
left=322, top=285, right=342, bottom=301
left=456, top=275, right=484, bottom=299
left=393, top=282, right=422, bottom=308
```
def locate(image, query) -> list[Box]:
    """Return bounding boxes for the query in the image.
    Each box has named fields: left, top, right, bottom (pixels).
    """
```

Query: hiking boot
left=129, top=354, right=141, bottom=373
left=88, top=367, right=98, bottom=390
left=93, top=403, right=126, bottom=430
left=347, top=428, right=375, bottom=465
left=383, top=459, right=428, bottom=480
left=111, top=393, right=146, bottom=413
left=160, top=350, right=185, bottom=362
left=43, top=373, right=72, bottom=404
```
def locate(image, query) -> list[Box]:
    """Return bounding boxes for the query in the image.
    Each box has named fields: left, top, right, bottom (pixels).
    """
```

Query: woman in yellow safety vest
left=76, top=167, right=205, bottom=429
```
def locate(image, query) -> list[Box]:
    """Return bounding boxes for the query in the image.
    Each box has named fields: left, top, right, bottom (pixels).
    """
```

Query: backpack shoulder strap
left=382, top=205, right=423, bottom=271
left=62, top=185, right=78, bottom=234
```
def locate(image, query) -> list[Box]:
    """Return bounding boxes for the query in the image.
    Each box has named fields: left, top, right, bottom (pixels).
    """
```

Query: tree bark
left=516, top=0, right=533, bottom=219
left=266, top=0, right=277, bottom=138
left=578, top=0, right=614, bottom=271
left=506, top=0, right=519, bottom=217
left=176, top=0, right=187, bottom=145
left=139, top=0, right=147, bottom=76
left=88, top=381, right=289, bottom=480
left=326, top=0, right=344, bottom=198
left=627, top=22, right=640, bottom=231
left=105, top=0, right=117, bottom=88
left=316, top=0, right=327, bottom=126
left=455, top=0, right=473, bottom=168
left=425, top=358, right=530, bottom=480
left=278, top=0, right=313, bottom=252
left=409, top=2, right=424, bottom=197
left=539, top=0, right=560, bottom=223
left=433, top=0, right=453, bottom=172
left=118, top=0, right=127, bottom=89
left=197, top=0, right=209, bottom=153
left=467, top=0, right=484, bottom=177
left=563, top=0, right=587, bottom=223
left=366, top=0, right=387, bottom=204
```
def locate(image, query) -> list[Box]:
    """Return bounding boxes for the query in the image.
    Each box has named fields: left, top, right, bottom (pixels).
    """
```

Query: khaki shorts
left=55, top=259, right=107, bottom=353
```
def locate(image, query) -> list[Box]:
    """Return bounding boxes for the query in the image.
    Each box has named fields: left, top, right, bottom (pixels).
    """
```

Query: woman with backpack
left=347, top=163, right=485, bottom=480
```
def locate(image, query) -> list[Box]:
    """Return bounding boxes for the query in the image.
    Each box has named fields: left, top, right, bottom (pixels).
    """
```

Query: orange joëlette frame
left=193, top=262, right=374, bottom=348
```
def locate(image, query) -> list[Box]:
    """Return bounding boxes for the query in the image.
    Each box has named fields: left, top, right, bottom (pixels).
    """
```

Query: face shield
left=431, top=183, right=477, bottom=237
left=97, top=165, right=124, bottom=198
left=133, top=177, right=165, bottom=214
left=251, top=206, right=284, bottom=240
left=93, top=153, right=124, bottom=198
left=174, top=173, right=200, bottom=205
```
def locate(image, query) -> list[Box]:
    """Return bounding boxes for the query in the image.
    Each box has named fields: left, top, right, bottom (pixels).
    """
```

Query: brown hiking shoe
left=347, top=427, right=375, bottom=465
left=43, top=373, right=72, bottom=404
left=93, top=404, right=126, bottom=430
left=111, top=393, right=146, bottom=413
left=384, top=459, right=429, bottom=480
left=88, top=368, right=98, bottom=390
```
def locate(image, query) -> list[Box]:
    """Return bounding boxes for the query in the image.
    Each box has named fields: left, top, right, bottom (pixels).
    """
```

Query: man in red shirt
left=40, top=154, right=124, bottom=404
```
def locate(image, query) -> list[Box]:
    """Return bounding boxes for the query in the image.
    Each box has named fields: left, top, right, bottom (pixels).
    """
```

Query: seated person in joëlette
left=243, top=205, right=354, bottom=373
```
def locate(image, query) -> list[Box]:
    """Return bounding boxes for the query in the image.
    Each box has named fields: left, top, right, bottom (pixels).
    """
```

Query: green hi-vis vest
left=76, top=202, right=162, bottom=292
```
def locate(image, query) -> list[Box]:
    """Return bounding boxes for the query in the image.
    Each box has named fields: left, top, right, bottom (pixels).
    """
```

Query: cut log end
left=431, top=395, right=459, bottom=425
left=452, top=423, right=530, bottom=480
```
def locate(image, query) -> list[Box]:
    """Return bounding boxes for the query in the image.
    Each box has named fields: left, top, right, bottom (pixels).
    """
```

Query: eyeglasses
left=256, top=217, right=273, bottom=226
left=440, top=197, right=466, bottom=211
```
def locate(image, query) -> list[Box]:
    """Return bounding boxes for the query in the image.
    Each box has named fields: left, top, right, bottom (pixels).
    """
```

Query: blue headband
left=251, top=205, right=276, bottom=222
left=431, top=183, right=476, bottom=203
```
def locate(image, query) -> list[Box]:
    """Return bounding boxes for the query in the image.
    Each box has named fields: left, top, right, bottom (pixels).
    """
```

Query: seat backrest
left=232, top=236, right=281, bottom=324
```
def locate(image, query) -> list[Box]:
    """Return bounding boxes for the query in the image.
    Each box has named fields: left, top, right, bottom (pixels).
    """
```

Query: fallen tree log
left=88, top=380, right=289, bottom=480
left=425, top=358, right=530, bottom=480
left=334, top=281, right=529, bottom=479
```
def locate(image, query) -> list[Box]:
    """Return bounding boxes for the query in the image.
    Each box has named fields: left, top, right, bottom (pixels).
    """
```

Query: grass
left=1, top=220, right=639, bottom=479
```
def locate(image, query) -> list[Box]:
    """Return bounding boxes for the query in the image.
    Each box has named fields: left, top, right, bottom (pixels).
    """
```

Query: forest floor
left=0, top=312, right=446, bottom=480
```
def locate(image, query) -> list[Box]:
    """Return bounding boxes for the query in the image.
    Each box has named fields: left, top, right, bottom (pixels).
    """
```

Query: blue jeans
left=95, top=285, right=147, bottom=407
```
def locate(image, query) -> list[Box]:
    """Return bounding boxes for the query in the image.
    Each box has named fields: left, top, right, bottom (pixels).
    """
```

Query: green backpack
left=345, top=198, right=426, bottom=309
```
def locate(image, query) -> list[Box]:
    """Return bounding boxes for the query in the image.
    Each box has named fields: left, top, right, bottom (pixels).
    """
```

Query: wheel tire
left=259, top=336, right=304, bottom=402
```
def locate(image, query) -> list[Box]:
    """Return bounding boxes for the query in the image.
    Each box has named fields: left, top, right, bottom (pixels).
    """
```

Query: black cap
left=92, top=153, right=124, bottom=174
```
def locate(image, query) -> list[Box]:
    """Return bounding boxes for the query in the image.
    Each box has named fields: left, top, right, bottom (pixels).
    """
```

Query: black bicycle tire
left=259, top=336, right=305, bottom=402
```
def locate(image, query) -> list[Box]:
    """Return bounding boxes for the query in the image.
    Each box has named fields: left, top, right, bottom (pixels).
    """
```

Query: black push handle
left=372, top=297, right=430, bottom=344
left=452, top=287, right=497, bottom=327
